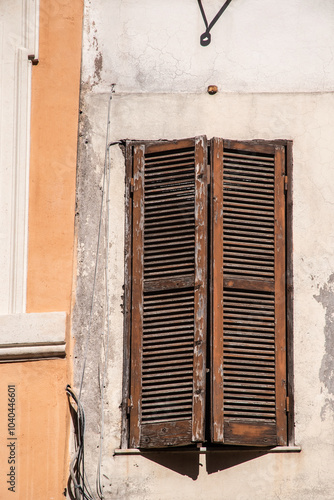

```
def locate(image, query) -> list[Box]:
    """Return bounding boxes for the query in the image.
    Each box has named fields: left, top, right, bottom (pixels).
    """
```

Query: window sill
left=0, top=312, right=67, bottom=361
left=114, top=446, right=301, bottom=456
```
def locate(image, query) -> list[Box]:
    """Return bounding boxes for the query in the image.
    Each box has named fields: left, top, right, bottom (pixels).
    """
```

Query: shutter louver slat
left=212, top=139, right=287, bottom=447
left=223, top=145, right=279, bottom=444
left=223, top=149, right=275, bottom=283
left=142, top=146, right=195, bottom=442
left=130, top=138, right=207, bottom=448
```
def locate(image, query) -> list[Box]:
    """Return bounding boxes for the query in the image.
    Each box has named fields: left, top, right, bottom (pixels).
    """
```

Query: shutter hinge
left=126, top=398, right=132, bottom=414
left=284, top=175, right=288, bottom=192
left=286, top=396, right=290, bottom=413
left=130, top=178, right=134, bottom=194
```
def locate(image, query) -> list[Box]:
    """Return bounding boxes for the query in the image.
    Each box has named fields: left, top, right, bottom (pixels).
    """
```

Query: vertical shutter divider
left=274, top=145, right=287, bottom=445
left=192, top=136, right=208, bottom=442
left=129, top=145, right=145, bottom=448
left=121, top=142, right=134, bottom=449
left=211, top=137, right=225, bottom=442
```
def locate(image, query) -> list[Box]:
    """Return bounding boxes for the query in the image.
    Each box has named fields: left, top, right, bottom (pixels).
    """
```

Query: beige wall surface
left=74, top=91, right=334, bottom=499
left=82, top=0, right=334, bottom=94
left=73, top=1, right=334, bottom=499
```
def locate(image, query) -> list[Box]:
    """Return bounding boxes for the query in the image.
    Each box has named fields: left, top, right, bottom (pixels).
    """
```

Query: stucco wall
left=82, top=0, right=334, bottom=94
left=0, top=1, right=82, bottom=499
left=0, top=360, right=70, bottom=499
left=27, top=0, right=83, bottom=313
left=73, top=1, right=334, bottom=499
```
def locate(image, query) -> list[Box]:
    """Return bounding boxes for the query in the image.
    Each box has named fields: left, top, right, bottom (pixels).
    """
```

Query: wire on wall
left=67, top=86, right=121, bottom=500
left=78, top=89, right=114, bottom=399
left=66, top=385, right=96, bottom=500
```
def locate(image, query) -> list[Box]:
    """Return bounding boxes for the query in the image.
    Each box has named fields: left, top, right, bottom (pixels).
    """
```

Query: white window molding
left=0, top=0, right=39, bottom=314
left=25, top=0, right=40, bottom=59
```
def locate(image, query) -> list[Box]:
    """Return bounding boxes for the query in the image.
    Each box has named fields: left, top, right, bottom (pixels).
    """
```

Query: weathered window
left=123, top=137, right=293, bottom=449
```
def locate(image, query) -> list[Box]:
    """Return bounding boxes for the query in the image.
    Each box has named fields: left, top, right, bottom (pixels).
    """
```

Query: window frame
left=121, top=138, right=294, bottom=450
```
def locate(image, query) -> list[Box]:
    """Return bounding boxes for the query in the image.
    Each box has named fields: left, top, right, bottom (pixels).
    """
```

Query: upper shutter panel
left=212, top=139, right=287, bottom=446
left=129, top=138, right=207, bottom=449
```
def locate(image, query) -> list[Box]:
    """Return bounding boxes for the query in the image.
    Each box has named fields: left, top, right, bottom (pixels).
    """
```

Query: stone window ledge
left=114, top=446, right=301, bottom=455
left=0, top=312, right=67, bottom=361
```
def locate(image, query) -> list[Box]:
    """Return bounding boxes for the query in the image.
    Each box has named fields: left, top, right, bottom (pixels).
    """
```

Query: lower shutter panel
left=141, top=288, right=195, bottom=447
left=130, top=138, right=207, bottom=448
left=212, top=139, right=287, bottom=446
left=222, top=288, right=277, bottom=445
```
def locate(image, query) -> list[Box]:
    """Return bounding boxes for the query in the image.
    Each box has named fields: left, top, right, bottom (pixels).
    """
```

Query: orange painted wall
left=27, top=0, right=83, bottom=314
left=0, top=360, right=70, bottom=499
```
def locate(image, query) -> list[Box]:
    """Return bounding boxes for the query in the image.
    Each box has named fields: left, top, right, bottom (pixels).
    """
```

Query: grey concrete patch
left=314, top=273, right=334, bottom=418
left=72, top=95, right=108, bottom=429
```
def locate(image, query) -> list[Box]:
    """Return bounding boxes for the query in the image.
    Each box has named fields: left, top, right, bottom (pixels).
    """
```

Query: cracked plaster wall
left=82, top=0, right=334, bottom=94
left=71, top=1, right=334, bottom=498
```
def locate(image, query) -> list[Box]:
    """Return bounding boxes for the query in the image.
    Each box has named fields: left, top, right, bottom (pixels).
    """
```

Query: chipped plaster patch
left=314, top=273, right=334, bottom=419
left=320, top=399, right=334, bottom=421
left=94, top=51, right=103, bottom=83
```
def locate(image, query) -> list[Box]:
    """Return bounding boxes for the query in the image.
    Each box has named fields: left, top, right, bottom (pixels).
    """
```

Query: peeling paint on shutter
left=212, top=139, right=287, bottom=446
left=129, top=138, right=207, bottom=448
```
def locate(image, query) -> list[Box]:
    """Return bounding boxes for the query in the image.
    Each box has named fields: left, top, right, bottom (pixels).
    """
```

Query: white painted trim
left=9, top=47, right=31, bottom=314
left=0, top=312, right=67, bottom=361
left=34, top=0, right=40, bottom=59
left=23, top=0, right=40, bottom=58
left=0, top=0, right=40, bottom=314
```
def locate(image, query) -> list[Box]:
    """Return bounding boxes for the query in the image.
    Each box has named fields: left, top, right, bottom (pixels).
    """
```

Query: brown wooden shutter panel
left=212, top=139, right=287, bottom=446
left=129, top=138, right=207, bottom=448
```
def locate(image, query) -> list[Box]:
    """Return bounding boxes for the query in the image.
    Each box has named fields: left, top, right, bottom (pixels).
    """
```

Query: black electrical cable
left=197, top=0, right=233, bottom=46
left=66, top=385, right=97, bottom=500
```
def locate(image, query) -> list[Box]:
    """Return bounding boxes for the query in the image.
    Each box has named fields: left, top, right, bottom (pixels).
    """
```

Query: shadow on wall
left=206, top=450, right=268, bottom=474
left=142, top=451, right=200, bottom=480
left=141, top=449, right=271, bottom=479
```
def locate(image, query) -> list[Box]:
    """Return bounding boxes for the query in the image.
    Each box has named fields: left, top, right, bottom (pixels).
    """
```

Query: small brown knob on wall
left=207, top=85, right=218, bottom=95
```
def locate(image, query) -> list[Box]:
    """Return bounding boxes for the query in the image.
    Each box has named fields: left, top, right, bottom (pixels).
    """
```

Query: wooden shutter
left=211, top=139, right=287, bottom=446
left=129, top=137, right=208, bottom=448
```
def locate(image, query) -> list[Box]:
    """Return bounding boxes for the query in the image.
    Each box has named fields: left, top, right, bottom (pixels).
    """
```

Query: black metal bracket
left=197, top=0, right=233, bottom=46
left=28, top=54, right=39, bottom=65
